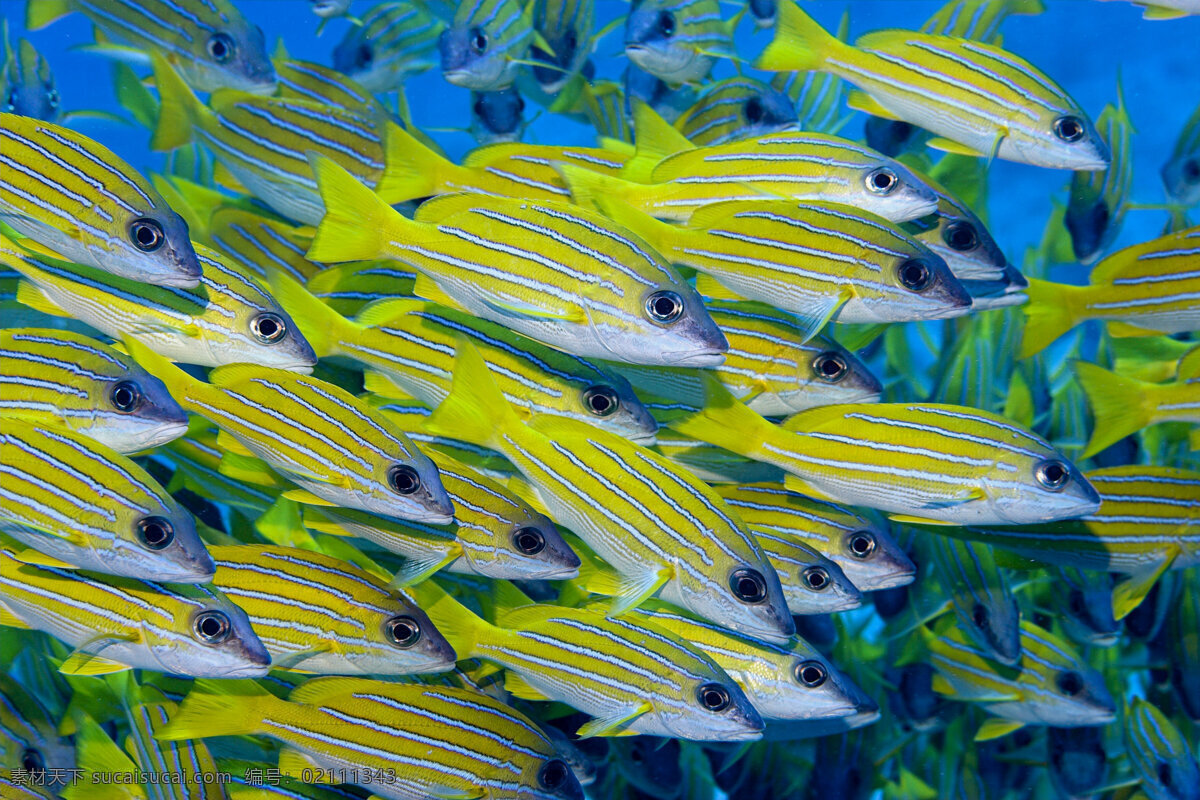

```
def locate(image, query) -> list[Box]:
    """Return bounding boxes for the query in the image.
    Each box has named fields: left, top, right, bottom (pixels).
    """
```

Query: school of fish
left=1, top=0, right=1199, bottom=797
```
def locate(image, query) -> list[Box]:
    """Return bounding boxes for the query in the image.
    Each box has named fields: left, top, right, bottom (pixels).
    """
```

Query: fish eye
left=1035, top=460, right=1069, bottom=491
left=110, top=380, right=143, bottom=412
left=512, top=527, right=546, bottom=555
left=46, top=88, right=60, bottom=108
left=1158, top=762, right=1174, bottom=788
left=943, top=220, right=979, bottom=252
left=897, top=259, right=932, bottom=292
left=803, top=566, right=830, bottom=592
left=744, top=96, right=765, bottom=124
left=971, top=602, right=990, bottom=631
left=865, top=167, right=898, bottom=195
left=729, top=568, right=768, bottom=603
left=847, top=530, right=876, bottom=559
left=1183, top=157, right=1200, bottom=183
left=1068, top=589, right=1086, bottom=617
left=583, top=385, right=620, bottom=417
left=207, top=32, right=236, bottom=64
left=193, top=610, right=231, bottom=644
left=384, top=615, right=422, bottom=647
left=355, top=44, right=374, bottom=68
left=129, top=218, right=165, bottom=252
left=812, top=352, right=848, bottom=383
left=1053, top=115, right=1085, bottom=143
left=794, top=660, right=828, bottom=688
left=564, top=31, right=579, bottom=52
left=387, top=465, right=422, bottom=495
left=470, top=28, right=489, bottom=54
left=136, top=516, right=175, bottom=550
left=1055, top=670, right=1084, bottom=696
left=4, top=90, right=16, bottom=111
left=515, top=94, right=526, bottom=112
left=538, top=759, right=570, bottom=790
left=21, top=748, right=45, bottom=773
left=473, top=97, right=487, bottom=117
left=251, top=312, right=288, bottom=344
left=645, top=290, right=684, bottom=324
left=657, top=10, right=676, bottom=36
left=696, top=682, right=731, bottom=712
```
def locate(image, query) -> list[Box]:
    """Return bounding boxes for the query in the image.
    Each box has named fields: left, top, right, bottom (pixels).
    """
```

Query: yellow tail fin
left=407, top=579, right=490, bottom=658
left=1019, top=279, right=1080, bottom=359
left=665, top=374, right=773, bottom=459
left=25, top=0, right=72, bottom=31
left=1075, top=361, right=1151, bottom=458
left=156, top=679, right=281, bottom=740
left=754, top=1, right=844, bottom=73
left=423, top=337, right=520, bottom=448
left=375, top=121, right=460, bottom=203
left=306, top=154, right=414, bottom=264
left=556, top=165, right=656, bottom=237
left=265, top=270, right=358, bottom=358
left=121, top=336, right=206, bottom=411
left=149, top=53, right=205, bottom=152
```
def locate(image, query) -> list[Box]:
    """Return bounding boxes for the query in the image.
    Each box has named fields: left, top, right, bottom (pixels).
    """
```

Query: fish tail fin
left=424, top=337, right=517, bottom=448
left=149, top=53, right=203, bottom=151
left=306, top=153, right=408, bottom=263
left=408, top=580, right=487, bottom=658
left=155, top=680, right=278, bottom=740
left=754, top=1, right=843, bottom=73
left=1019, top=279, right=1079, bottom=359
left=1074, top=361, right=1151, bottom=458
left=374, top=121, right=457, bottom=202
left=666, top=373, right=770, bottom=459
left=25, top=0, right=72, bottom=30
left=121, top=337, right=203, bottom=409
left=557, top=164, right=643, bottom=223
left=265, top=270, right=358, bottom=359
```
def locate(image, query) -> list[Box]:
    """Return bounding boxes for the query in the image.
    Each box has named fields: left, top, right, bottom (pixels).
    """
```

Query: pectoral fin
left=974, top=718, right=1025, bottom=742
left=12, top=549, right=77, bottom=568
left=576, top=702, right=653, bottom=738
left=504, top=671, right=553, bottom=702
left=60, top=650, right=132, bottom=676
left=609, top=568, right=671, bottom=615
left=390, top=551, right=459, bottom=588
left=926, top=137, right=987, bottom=158
left=1112, top=550, right=1177, bottom=620
left=845, top=90, right=900, bottom=120
left=281, top=489, right=338, bottom=507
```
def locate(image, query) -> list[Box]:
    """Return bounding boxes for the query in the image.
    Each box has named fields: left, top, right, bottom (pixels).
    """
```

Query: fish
left=1162, top=100, right=1200, bottom=207
left=0, top=113, right=201, bottom=288
left=424, top=339, right=795, bottom=642
left=565, top=184, right=974, bottom=337
left=306, top=260, right=418, bottom=317
left=332, top=2, right=444, bottom=93
left=667, top=378, right=1100, bottom=526
left=921, top=620, right=1116, bottom=739
left=420, top=580, right=764, bottom=741
left=756, top=2, right=1110, bottom=170
left=1125, top=697, right=1200, bottom=800
left=0, top=674, right=74, bottom=779
left=158, top=678, right=585, bottom=800
left=0, top=421, right=213, bottom=582
left=0, top=235, right=318, bottom=372
left=1066, top=89, right=1134, bottom=264
left=306, top=155, right=728, bottom=367
left=0, top=538, right=269, bottom=678
left=928, top=536, right=1022, bottom=666
left=311, top=0, right=353, bottom=20
left=716, top=483, right=915, bottom=592
left=268, top=274, right=659, bottom=442
left=273, top=56, right=385, bottom=118
left=1050, top=566, right=1121, bottom=647
left=529, top=0, right=597, bottom=94
left=624, top=62, right=697, bottom=124
left=208, top=205, right=324, bottom=284
left=439, top=0, right=537, bottom=91
left=651, top=429, right=787, bottom=485
left=26, top=0, right=274, bottom=94
left=623, top=0, right=736, bottom=85
left=675, top=77, right=800, bottom=147
left=614, top=300, right=883, bottom=417
left=1019, top=227, right=1200, bottom=357
left=2, top=31, right=61, bottom=122
left=752, top=531, right=863, bottom=615
left=1075, top=356, right=1200, bottom=458
left=0, top=327, right=187, bottom=454
left=900, top=165, right=1010, bottom=284
left=470, top=87, right=528, bottom=143
left=206, top=544, right=457, bottom=676
left=365, top=394, right=518, bottom=480
left=1103, top=0, right=1200, bottom=19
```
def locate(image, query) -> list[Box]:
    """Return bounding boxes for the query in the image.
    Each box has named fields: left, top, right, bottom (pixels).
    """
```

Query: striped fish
left=26, top=0, right=275, bottom=94
left=1021, top=226, right=1200, bottom=357
left=715, top=483, right=914, bottom=592
left=751, top=530, right=861, bottom=615
left=419, top=581, right=763, bottom=741
left=1, top=236, right=317, bottom=372
left=756, top=2, right=1109, bottom=170
left=0, top=327, right=187, bottom=453
left=928, top=535, right=1021, bottom=666
left=209, top=206, right=323, bottom=284
left=0, top=674, right=74, bottom=779
left=920, top=0, right=1046, bottom=40
left=307, top=156, right=727, bottom=367
left=667, top=380, right=1100, bottom=525
left=1163, top=99, right=1200, bottom=207
left=0, top=538, right=269, bottom=677
left=0, top=771, right=56, bottom=799
left=126, top=339, right=454, bottom=525
left=333, top=2, right=444, bottom=93
left=440, top=0, right=536, bottom=91
left=159, top=678, right=584, bottom=800
left=468, top=87, right=527, bottom=145
left=365, top=394, right=517, bottom=481
left=675, top=78, right=799, bottom=147
left=582, top=79, right=633, bottom=143
left=571, top=190, right=972, bottom=338
left=220, top=758, right=370, bottom=800
left=1066, top=88, right=1134, bottom=264
left=1075, top=355, right=1200, bottom=457
left=0, top=113, right=200, bottom=287
left=922, top=620, right=1115, bottom=738
left=1125, top=697, right=1200, bottom=800
left=425, top=340, right=795, bottom=642
left=207, top=544, right=457, bottom=675
left=615, top=300, right=882, bottom=417
left=1048, top=566, right=1120, bottom=647
left=901, top=166, right=1011, bottom=285
left=616, top=599, right=877, bottom=724
left=274, top=57, right=389, bottom=117
left=1, top=32, right=61, bottom=122
left=268, top=275, right=658, bottom=441
left=306, top=260, right=417, bottom=317
left=769, top=12, right=851, bottom=136
left=0, top=421, right=213, bottom=582
left=624, top=0, right=735, bottom=85
left=651, top=430, right=786, bottom=485
left=624, top=61, right=697, bottom=125
left=530, top=0, right=596, bottom=94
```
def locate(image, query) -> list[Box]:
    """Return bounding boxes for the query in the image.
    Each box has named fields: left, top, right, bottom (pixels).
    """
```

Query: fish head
left=309, top=0, right=351, bottom=19
left=439, top=19, right=518, bottom=91
left=749, top=643, right=876, bottom=722
left=94, top=364, right=190, bottom=452
left=524, top=754, right=585, bottom=800
left=363, top=448, right=457, bottom=524
left=596, top=281, right=727, bottom=366
left=466, top=512, right=581, bottom=580
left=470, top=88, right=525, bottom=142
left=1015, top=623, right=1115, bottom=726
left=108, top=496, right=215, bottom=583
left=684, top=556, right=796, bottom=643
left=1058, top=577, right=1120, bottom=648
left=571, top=373, right=659, bottom=443
left=848, top=156, right=940, bottom=222
left=663, top=667, right=764, bottom=742
left=799, top=342, right=883, bottom=407
left=776, top=547, right=863, bottom=616
left=958, top=593, right=1023, bottom=667
left=734, top=86, right=799, bottom=142
left=879, top=243, right=973, bottom=322
left=832, top=520, right=915, bottom=592
left=3, top=40, right=62, bottom=123
left=154, top=590, right=271, bottom=678
left=1012, top=107, right=1110, bottom=171
left=624, top=1, right=711, bottom=85
left=908, top=198, right=1008, bottom=283
left=93, top=208, right=202, bottom=289
left=232, top=303, right=318, bottom=372
left=1161, top=153, right=1200, bottom=207
left=353, top=595, right=458, bottom=674
left=177, top=19, right=276, bottom=94
left=990, top=449, right=1101, bottom=524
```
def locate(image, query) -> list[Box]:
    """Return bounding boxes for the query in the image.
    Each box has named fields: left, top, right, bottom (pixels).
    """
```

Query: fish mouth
left=221, top=661, right=272, bottom=678
left=860, top=570, right=916, bottom=592
left=156, top=271, right=203, bottom=289
left=627, top=430, right=658, bottom=446
left=666, top=349, right=726, bottom=367
left=131, top=419, right=190, bottom=451
left=530, top=564, right=583, bottom=580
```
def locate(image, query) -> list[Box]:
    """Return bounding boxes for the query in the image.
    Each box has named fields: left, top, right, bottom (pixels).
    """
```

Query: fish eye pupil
left=583, top=386, right=619, bottom=417
left=744, top=96, right=764, bottom=124
left=898, top=259, right=932, bottom=291
left=513, top=527, right=546, bottom=555
left=795, top=660, right=827, bottom=687
left=697, top=682, right=731, bottom=712
left=657, top=10, right=676, bottom=36
left=867, top=168, right=897, bottom=194
left=848, top=531, right=875, bottom=558
left=538, top=759, right=569, bottom=790
left=943, top=221, right=979, bottom=251
left=21, top=749, right=45, bottom=773
left=813, top=352, right=848, bottom=383
left=971, top=602, right=990, bottom=630
left=193, top=610, right=231, bottom=644
left=1036, top=460, right=1069, bottom=491
left=804, top=566, right=829, bottom=591
left=111, top=380, right=142, bottom=412
left=1068, top=589, right=1086, bottom=616
left=1183, top=157, right=1200, bottom=183
left=251, top=312, right=287, bottom=343
left=130, top=218, right=165, bottom=252
left=385, top=615, right=421, bottom=647
left=1053, top=115, right=1085, bottom=142
left=729, top=568, right=768, bottom=603
left=388, top=465, right=421, bottom=495
left=1158, top=762, right=1173, bottom=787
left=1056, top=670, right=1084, bottom=696
left=207, top=33, right=235, bottom=63
left=136, top=516, right=175, bottom=550
left=356, top=44, right=373, bottom=67
left=471, top=28, right=489, bottom=53
left=645, top=290, right=684, bottom=324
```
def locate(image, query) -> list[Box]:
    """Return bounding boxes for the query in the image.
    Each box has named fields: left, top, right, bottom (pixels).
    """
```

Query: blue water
left=6, top=0, right=1199, bottom=271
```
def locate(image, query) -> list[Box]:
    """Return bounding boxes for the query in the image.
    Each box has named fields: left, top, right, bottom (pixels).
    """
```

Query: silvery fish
left=439, top=0, right=536, bottom=91
left=332, top=1, right=444, bottom=92
left=624, top=0, right=736, bottom=85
